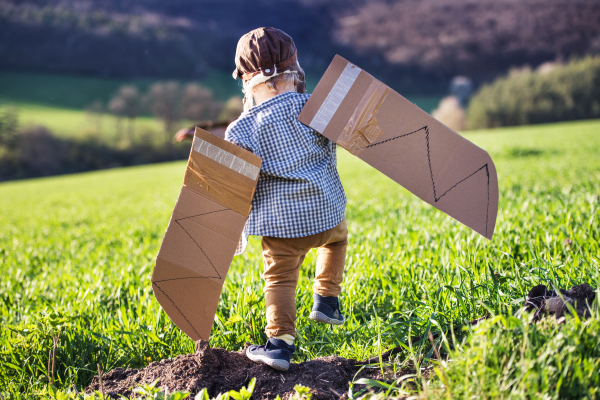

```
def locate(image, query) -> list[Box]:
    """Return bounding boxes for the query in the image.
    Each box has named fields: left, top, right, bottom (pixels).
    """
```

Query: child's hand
left=174, top=128, right=195, bottom=142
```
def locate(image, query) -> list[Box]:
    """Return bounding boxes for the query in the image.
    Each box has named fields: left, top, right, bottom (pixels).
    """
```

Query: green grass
left=1, top=120, right=599, bottom=398
left=423, top=310, right=600, bottom=399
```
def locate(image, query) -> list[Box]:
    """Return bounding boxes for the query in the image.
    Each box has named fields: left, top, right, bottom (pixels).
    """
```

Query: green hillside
left=1, top=70, right=441, bottom=143
left=8, top=97, right=440, bottom=140
left=1, top=120, right=599, bottom=397
left=0, top=70, right=241, bottom=108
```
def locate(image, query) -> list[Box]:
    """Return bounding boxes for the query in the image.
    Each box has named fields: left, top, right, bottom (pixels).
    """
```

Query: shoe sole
left=246, top=348, right=290, bottom=371
left=309, top=311, right=344, bottom=325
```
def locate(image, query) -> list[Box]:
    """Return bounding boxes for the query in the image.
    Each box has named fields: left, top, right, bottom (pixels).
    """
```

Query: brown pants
left=261, top=218, right=348, bottom=338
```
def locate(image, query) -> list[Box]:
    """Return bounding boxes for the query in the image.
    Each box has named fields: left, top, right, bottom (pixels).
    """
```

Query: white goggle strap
left=243, top=66, right=298, bottom=109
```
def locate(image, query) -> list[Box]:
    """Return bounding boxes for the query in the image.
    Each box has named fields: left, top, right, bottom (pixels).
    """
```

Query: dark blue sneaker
left=246, top=338, right=295, bottom=371
left=309, top=293, right=345, bottom=325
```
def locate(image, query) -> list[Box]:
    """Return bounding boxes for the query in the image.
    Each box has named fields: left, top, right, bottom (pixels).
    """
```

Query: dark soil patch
left=85, top=341, right=405, bottom=399
left=524, top=283, right=596, bottom=321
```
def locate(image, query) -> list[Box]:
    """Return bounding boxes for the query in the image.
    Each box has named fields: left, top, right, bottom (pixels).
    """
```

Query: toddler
left=225, top=27, right=347, bottom=372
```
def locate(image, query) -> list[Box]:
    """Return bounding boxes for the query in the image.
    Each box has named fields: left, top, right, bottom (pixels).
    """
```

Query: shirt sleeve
left=225, top=121, right=253, bottom=152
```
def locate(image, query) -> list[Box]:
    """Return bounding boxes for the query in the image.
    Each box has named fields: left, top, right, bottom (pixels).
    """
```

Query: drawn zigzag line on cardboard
left=361, top=126, right=490, bottom=236
left=171, top=209, right=230, bottom=280
left=151, top=282, right=202, bottom=338
left=152, top=208, right=230, bottom=338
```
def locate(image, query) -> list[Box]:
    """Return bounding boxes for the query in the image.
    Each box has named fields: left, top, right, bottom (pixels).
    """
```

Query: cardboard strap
left=183, top=133, right=260, bottom=217
left=185, top=156, right=257, bottom=218
left=309, top=63, right=361, bottom=133
left=193, top=137, right=260, bottom=180
left=337, top=80, right=389, bottom=155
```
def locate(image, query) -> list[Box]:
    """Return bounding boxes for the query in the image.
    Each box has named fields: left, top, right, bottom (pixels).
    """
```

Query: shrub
left=218, top=96, right=243, bottom=122
left=468, top=56, right=600, bottom=129
left=432, top=95, right=467, bottom=132
left=17, top=126, right=67, bottom=177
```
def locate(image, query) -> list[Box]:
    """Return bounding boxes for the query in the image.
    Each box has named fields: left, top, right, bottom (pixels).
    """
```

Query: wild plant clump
left=425, top=309, right=600, bottom=399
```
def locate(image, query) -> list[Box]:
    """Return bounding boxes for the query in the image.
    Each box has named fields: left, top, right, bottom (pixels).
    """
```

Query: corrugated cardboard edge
left=299, top=55, right=499, bottom=240
left=152, top=128, right=262, bottom=341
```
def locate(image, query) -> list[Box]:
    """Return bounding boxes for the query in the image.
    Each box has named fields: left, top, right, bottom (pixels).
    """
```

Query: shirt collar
left=241, top=91, right=299, bottom=116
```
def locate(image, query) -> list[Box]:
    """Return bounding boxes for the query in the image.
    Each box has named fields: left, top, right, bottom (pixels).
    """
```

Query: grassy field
left=3, top=102, right=169, bottom=142
left=0, top=120, right=599, bottom=399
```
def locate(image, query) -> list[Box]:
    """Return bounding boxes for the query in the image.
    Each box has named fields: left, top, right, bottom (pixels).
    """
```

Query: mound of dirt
left=524, top=283, right=596, bottom=321
left=85, top=340, right=392, bottom=399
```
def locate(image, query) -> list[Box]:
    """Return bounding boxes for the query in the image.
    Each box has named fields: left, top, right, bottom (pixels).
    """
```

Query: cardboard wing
left=299, top=55, right=499, bottom=239
left=152, top=128, right=261, bottom=341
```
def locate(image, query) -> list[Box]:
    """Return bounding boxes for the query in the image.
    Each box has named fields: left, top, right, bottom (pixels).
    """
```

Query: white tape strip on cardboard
left=193, top=136, right=260, bottom=180
left=309, top=63, right=361, bottom=132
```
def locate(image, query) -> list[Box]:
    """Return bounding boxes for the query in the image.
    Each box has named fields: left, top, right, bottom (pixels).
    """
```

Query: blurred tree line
left=335, top=0, right=600, bottom=88
left=0, top=0, right=346, bottom=83
left=468, top=56, right=600, bottom=129
left=1, top=0, right=599, bottom=94
left=426, top=56, right=600, bottom=131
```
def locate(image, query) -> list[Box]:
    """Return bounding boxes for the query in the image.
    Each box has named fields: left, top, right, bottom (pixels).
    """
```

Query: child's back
left=226, top=91, right=346, bottom=238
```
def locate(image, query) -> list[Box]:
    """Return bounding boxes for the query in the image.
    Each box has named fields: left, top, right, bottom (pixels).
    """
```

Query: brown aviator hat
left=233, top=27, right=306, bottom=107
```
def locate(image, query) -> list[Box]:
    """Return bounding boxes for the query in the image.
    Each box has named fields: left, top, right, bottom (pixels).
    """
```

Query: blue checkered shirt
left=225, top=91, right=346, bottom=243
